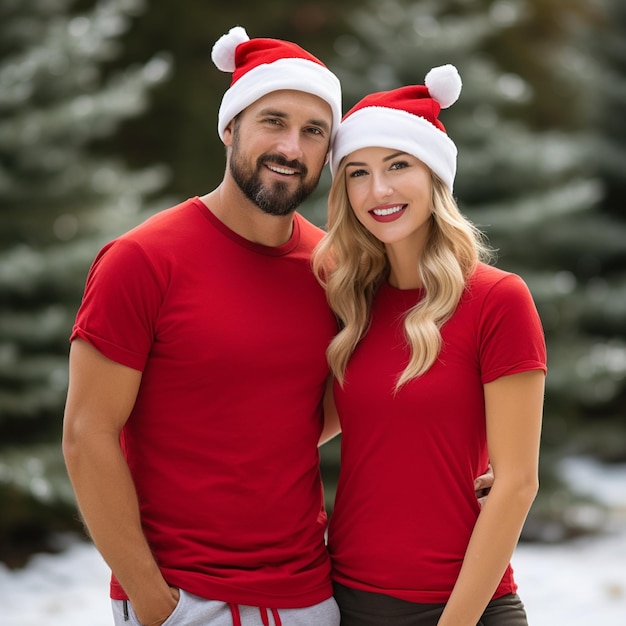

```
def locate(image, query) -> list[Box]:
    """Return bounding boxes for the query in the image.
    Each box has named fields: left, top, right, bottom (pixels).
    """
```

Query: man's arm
left=475, top=464, right=494, bottom=504
left=319, top=376, right=341, bottom=446
left=62, top=339, right=179, bottom=626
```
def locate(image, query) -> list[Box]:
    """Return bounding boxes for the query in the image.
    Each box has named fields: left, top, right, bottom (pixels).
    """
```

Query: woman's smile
left=369, top=204, right=407, bottom=222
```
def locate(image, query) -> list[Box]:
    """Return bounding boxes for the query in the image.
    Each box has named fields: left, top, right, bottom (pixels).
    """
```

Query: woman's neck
left=386, top=241, right=424, bottom=290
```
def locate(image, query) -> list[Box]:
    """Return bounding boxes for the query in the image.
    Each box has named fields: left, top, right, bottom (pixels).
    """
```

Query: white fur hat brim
left=330, top=106, right=458, bottom=191
left=217, top=57, right=342, bottom=141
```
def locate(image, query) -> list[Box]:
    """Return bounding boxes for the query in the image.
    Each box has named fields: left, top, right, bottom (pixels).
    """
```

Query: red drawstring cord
left=229, top=603, right=282, bottom=626
left=260, top=607, right=282, bottom=626
left=229, top=603, right=242, bottom=626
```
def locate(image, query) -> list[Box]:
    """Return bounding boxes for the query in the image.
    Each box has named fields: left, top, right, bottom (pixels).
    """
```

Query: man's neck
left=199, top=182, right=295, bottom=248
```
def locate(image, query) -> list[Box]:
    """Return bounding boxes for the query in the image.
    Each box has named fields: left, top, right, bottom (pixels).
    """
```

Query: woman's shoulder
left=466, top=262, right=532, bottom=301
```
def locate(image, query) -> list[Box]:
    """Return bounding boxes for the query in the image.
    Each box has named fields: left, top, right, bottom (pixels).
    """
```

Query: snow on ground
left=0, top=540, right=111, bottom=626
left=1, top=456, right=625, bottom=625
left=514, top=524, right=626, bottom=623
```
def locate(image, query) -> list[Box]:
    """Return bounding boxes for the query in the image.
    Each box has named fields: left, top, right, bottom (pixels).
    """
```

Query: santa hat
left=212, top=26, right=342, bottom=141
left=330, top=65, right=462, bottom=191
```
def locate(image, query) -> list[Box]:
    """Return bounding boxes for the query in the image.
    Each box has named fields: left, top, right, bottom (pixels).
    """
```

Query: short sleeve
left=70, top=238, right=164, bottom=371
left=478, top=274, right=547, bottom=384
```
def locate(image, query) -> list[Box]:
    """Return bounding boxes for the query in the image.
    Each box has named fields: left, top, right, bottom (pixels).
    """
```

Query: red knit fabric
left=72, top=198, right=337, bottom=608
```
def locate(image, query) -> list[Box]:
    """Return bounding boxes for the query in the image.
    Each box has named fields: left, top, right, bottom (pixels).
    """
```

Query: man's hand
left=134, top=587, right=180, bottom=626
left=474, top=463, right=494, bottom=506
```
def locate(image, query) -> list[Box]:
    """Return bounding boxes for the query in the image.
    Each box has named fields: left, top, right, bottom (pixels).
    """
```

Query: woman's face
left=344, top=146, right=433, bottom=250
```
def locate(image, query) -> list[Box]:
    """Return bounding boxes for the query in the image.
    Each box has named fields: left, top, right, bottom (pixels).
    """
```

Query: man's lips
left=264, top=163, right=300, bottom=177
left=369, top=204, right=407, bottom=222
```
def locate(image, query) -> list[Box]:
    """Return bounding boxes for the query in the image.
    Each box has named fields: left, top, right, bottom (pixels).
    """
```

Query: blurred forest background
left=1, top=0, right=625, bottom=568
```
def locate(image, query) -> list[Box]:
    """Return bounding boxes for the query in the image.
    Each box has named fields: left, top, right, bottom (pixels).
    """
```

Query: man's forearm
left=63, top=432, right=175, bottom=620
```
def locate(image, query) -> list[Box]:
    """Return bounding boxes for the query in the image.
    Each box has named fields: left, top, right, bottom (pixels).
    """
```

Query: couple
left=62, top=26, right=546, bottom=626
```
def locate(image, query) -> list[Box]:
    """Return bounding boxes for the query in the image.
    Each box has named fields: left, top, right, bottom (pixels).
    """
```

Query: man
left=63, top=26, right=343, bottom=626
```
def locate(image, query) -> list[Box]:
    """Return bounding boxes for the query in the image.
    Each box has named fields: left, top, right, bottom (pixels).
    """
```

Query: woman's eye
left=348, top=169, right=367, bottom=178
left=390, top=160, right=409, bottom=170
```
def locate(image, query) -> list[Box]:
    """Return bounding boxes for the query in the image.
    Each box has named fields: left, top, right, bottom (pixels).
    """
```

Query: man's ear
left=223, top=120, right=235, bottom=147
left=324, top=151, right=330, bottom=166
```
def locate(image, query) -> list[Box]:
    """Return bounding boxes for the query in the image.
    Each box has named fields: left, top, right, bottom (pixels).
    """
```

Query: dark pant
left=333, top=582, right=528, bottom=626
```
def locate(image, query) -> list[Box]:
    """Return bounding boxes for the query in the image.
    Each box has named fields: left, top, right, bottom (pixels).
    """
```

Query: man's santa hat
left=331, top=65, right=462, bottom=191
left=212, top=26, right=342, bottom=141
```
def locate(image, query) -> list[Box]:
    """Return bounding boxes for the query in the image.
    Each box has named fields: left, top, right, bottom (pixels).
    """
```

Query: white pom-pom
left=212, top=26, right=249, bottom=72
left=425, top=64, right=462, bottom=109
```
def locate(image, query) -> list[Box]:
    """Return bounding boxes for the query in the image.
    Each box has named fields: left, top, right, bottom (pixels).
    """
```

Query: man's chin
left=256, top=201, right=299, bottom=217
left=254, top=188, right=308, bottom=216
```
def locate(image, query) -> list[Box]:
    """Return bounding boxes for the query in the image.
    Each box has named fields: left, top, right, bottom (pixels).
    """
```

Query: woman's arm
left=437, top=369, right=545, bottom=626
left=62, top=339, right=179, bottom=626
left=319, top=375, right=342, bottom=446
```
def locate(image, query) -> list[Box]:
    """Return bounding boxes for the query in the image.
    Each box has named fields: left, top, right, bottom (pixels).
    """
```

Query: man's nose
left=275, top=129, right=304, bottom=162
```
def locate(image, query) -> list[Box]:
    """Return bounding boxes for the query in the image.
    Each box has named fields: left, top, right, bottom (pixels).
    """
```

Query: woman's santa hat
left=330, top=65, right=462, bottom=191
left=212, top=26, right=342, bottom=141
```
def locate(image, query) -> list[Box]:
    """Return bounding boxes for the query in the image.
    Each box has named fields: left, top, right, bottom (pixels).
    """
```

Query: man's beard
left=229, top=131, right=321, bottom=217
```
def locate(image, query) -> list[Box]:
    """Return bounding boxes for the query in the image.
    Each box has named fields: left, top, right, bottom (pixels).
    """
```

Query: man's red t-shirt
left=71, top=197, right=338, bottom=608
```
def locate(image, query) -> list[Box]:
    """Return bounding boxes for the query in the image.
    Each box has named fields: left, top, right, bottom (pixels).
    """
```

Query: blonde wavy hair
left=312, top=161, right=492, bottom=389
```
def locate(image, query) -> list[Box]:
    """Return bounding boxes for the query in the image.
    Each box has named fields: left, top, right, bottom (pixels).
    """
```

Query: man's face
left=226, top=90, right=332, bottom=216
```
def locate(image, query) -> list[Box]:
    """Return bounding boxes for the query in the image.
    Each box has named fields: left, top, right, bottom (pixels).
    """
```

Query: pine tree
left=592, top=0, right=626, bottom=220
left=0, top=0, right=170, bottom=563
left=556, top=0, right=626, bottom=461
left=321, top=0, right=622, bottom=539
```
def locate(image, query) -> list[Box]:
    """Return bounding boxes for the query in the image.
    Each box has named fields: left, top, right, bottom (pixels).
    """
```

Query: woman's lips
left=369, top=204, right=407, bottom=222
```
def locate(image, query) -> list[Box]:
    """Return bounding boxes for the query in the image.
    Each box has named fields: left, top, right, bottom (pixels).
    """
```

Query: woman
left=313, top=66, right=547, bottom=625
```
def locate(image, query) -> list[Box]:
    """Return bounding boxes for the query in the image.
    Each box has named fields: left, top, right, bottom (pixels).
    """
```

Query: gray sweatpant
left=111, top=590, right=340, bottom=626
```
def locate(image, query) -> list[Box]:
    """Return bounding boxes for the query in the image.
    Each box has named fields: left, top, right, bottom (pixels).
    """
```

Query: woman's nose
left=371, top=174, right=393, bottom=199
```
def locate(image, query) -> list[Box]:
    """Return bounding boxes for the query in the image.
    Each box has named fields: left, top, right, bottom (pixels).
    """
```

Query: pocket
left=160, top=589, right=187, bottom=626
left=114, top=591, right=186, bottom=626
left=111, top=599, right=141, bottom=626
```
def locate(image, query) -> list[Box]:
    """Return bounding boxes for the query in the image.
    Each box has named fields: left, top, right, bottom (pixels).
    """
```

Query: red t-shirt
left=328, top=263, right=547, bottom=603
left=71, top=197, right=338, bottom=608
